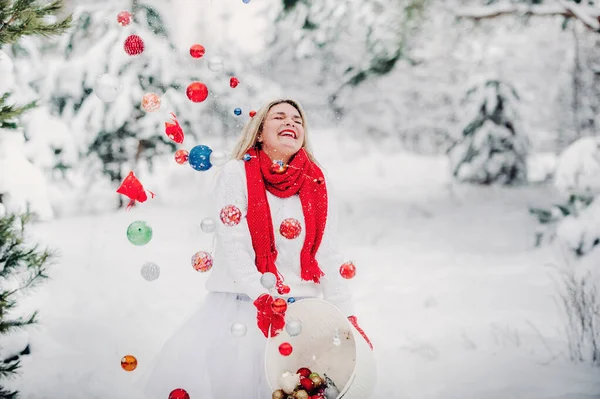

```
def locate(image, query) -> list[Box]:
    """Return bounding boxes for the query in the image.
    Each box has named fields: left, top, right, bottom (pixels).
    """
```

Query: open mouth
left=278, top=129, right=296, bottom=139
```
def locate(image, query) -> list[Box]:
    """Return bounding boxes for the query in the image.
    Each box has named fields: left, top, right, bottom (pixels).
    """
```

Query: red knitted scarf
left=244, top=147, right=327, bottom=291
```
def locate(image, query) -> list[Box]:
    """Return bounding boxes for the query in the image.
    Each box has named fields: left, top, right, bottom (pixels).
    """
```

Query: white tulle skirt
left=136, top=292, right=272, bottom=399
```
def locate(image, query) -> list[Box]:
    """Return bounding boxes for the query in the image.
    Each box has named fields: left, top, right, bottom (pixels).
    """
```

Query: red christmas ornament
left=280, top=218, right=301, bottom=240
left=339, top=261, right=356, bottom=279
left=300, top=377, right=315, bottom=392
left=124, top=34, right=144, bottom=56
left=279, top=342, right=293, bottom=356
left=116, top=171, right=155, bottom=210
left=249, top=110, right=256, bottom=118
left=168, top=389, right=190, bottom=399
left=174, top=149, right=189, bottom=164
left=117, top=11, right=132, bottom=26
left=220, top=204, right=242, bottom=226
left=189, top=44, right=205, bottom=59
left=270, top=160, right=288, bottom=174
left=271, top=298, right=287, bottom=314
left=186, top=81, right=209, bottom=103
left=297, top=367, right=312, bottom=378
left=229, top=77, right=239, bottom=88
left=165, top=113, right=185, bottom=144
left=279, top=284, right=290, bottom=295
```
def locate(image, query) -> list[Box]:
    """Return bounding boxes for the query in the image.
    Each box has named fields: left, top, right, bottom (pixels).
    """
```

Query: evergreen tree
left=448, top=79, right=529, bottom=185
left=263, top=0, right=428, bottom=118
left=0, top=1, right=69, bottom=396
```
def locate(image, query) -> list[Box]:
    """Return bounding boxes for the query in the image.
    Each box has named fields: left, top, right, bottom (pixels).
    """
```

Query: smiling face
left=257, top=102, right=305, bottom=164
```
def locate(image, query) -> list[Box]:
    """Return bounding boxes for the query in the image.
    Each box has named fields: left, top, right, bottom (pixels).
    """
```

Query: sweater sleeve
left=213, top=160, right=267, bottom=301
left=316, top=177, right=354, bottom=317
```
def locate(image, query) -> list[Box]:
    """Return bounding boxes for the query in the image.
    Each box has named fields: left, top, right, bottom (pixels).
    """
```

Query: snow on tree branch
left=456, top=2, right=600, bottom=32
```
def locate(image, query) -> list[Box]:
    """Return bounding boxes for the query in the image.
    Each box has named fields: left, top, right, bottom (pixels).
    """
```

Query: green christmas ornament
left=127, top=221, right=153, bottom=246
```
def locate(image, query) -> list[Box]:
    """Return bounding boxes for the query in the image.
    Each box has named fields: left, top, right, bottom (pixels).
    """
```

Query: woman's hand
left=348, top=315, right=373, bottom=350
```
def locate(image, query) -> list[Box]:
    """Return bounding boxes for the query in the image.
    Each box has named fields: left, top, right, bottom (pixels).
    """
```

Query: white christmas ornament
left=209, top=151, right=228, bottom=167
left=140, top=262, right=160, bottom=281
left=285, top=320, right=302, bottom=337
left=278, top=371, right=300, bottom=394
left=230, top=322, right=247, bottom=338
left=207, top=57, right=224, bottom=72
left=260, top=272, right=277, bottom=290
left=200, top=217, right=217, bottom=233
left=94, top=74, right=121, bottom=102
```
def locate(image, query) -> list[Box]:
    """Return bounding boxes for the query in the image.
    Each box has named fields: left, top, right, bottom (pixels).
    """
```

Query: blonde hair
left=231, top=99, right=317, bottom=163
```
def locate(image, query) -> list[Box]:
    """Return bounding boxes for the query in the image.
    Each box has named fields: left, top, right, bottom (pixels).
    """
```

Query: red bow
left=253, top=294, right=286, bottom=338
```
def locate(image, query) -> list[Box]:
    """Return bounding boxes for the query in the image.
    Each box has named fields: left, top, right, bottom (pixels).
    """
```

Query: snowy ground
left=6, top=130, right=600, bottom=398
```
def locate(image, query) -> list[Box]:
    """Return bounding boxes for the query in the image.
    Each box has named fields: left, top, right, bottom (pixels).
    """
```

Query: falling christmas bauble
left=191, top=251, right=213, bottom=272
left=279, top=342, right=293, bottom=356
left=287, top=297, right=296, bottom=304
left=209, top=150, right=228, bottom=167
left=285, top=320, right=302, bottom=337
left=0, top=203, right=5, bottom=218
left=140, top=262, right=160, bottom=281
left=220, top=204, right=242, bottom=226
left=243, top=0, right=251, bottom=3
left=124, top=34, right=144, bottom=55
left=207, top=57, right=224, bottom=72
left=230, top=77, right=239, bottom=88
left=272, top=298, right=287, bottom=314
left=141, top=92, right=161, bottom=112
left=270, top=160, right=287, bottom=174
left=168, top=389, right=190, bottom=399
left=280, top=218, right=301, bottom=240
left=249, top=110, right=256, bottom=118
left=188, top=144, right=213, bottom=171
left=174, top=149, right=189, bottom=164
left=117, top=10, right=132, bottom=26
left=120, top=355, right=137, bottom=371
left=278, top=284, right=290, bottom=295
left=339, top=261, right=356, bottom=279
left=233, top=107, right=242, bottom=116
left=230, top=322, right=247, bottom=338
left=243, top=153, right=252, bottom=162
left=94, top=74, right=121, bottom=102
left=186, top=81, right=208, bottom=103
left=200, top=217, right=217, bottom=233
left=126, top=221, right=153, bottom=246
left=260, top=272, right=277, bottom=289
left=189, top=44, right=205, bottom=59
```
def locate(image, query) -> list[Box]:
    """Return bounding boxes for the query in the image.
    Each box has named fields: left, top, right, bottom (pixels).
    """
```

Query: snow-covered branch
left=456, top=2, right=600, bottom=32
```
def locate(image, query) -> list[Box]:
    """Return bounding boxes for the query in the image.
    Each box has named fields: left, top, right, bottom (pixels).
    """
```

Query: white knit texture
left=205, top=159, right=354, bottom=316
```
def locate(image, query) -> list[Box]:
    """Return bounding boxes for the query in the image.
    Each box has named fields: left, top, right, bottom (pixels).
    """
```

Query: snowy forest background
left=2, top=0, right=600, bottom=397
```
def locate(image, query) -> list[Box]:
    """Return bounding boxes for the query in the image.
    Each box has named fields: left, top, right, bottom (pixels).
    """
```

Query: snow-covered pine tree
left=0, top=1, right=69, bottom=396
left=448, top=79, right=528, bottom=185
left=37, top=0, right=201, bottom=208
left=263, top=0, right=427, bottom=123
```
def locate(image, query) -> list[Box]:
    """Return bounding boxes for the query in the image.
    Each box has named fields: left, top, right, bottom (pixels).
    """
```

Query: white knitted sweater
left=205, top=159, right=354, bottom=316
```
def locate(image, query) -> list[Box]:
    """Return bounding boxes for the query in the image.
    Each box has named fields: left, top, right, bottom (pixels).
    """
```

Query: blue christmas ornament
left=287, top=297, right=296, bottom=304
left=242, top=0, right=251, bottom=3
left=188, top=145, right=213, bottom=171
left=234, top=107, right=242, bottom=116
left=243, top=153, right=252, bottom=162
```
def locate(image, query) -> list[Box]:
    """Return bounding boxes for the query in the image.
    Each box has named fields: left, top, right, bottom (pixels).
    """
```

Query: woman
left=139, top=99, right=371, bottom=399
